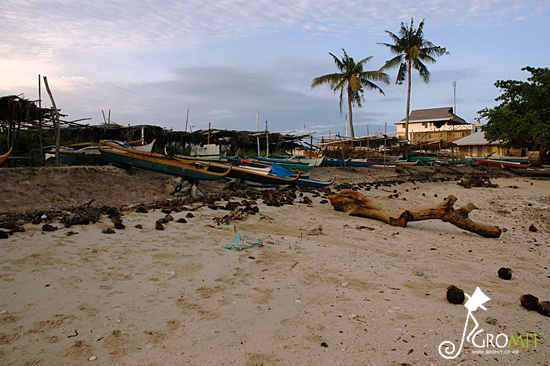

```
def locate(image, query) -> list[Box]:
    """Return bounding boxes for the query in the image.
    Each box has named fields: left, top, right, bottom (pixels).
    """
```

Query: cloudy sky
left=1, top=0, right=548, bottom=139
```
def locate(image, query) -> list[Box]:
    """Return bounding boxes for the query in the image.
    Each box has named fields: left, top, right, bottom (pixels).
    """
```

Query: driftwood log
left=328, top=189, right=501, bottom=238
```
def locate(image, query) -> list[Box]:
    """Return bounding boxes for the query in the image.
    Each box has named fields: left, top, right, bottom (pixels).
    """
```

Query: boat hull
left=250, top=156, right=316, bottom=171
left=473, top=158, right=531, bottom=168
left=223, top=165, right=300, bottom=185
left=0, top=147, right=12, bottom=165
left=320, top=158, right=377, bottom=167
left=99, top=140, right=231, bottom=180
left=510, top=168, right=550, bottom=177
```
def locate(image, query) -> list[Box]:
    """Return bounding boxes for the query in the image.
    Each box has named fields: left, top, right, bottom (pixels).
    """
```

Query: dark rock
left=114, top=222, right=125, bottom=230
left=42, top=224, right=58, bottom=232
left=176, top=218, right=187, bottom=223
left=135, top=224, right=143, bottom=229
left=136, top=206, right=148, bottom=213
left=446, top=285, right=465, bottom=305
left=155, top=221, right=165, bottom=230
left=537, top=301, right=550, bottom=317
left=12, top=226, right=25, bottom=233
left=0, top=231, right=9, bottom=239
left=186, top=212, right=195, bottom=218
left=520, top=294, right=539, bottom=311
left=101, top=228, right=116, bottom=234
left=497, top=267, right=512, bottom=280
left=528, top=224, right=537, bottom=232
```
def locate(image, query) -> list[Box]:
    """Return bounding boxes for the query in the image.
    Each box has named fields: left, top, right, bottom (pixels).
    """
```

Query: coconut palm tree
left=379, top=18, right=448, bottom=144
left=311, top=49, right=389, bottom=139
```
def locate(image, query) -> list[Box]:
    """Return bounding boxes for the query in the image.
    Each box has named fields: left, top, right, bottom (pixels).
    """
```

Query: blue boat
left=320, top=158, right=377, bottom=167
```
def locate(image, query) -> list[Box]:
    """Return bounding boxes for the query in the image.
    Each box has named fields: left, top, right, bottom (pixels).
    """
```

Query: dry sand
left=0, top=165, right=549, bottom=365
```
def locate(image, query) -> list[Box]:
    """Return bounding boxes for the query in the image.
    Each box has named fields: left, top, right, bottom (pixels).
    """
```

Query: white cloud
left=0, top=0, right=548, bottom=136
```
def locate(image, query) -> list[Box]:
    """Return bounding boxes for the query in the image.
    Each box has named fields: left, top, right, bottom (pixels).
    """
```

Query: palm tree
left=311, top=49, right=389, bottom=139
left=379, top=18, right=448, bottom=144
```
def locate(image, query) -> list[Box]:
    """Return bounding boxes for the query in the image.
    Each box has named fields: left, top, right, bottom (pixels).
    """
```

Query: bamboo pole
left=42, top=76, right=61, bottom=164
left=38, top=74, right=44, bottom=164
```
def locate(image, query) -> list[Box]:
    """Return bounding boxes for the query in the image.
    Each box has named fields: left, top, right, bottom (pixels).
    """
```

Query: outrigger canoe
left=320, top=158, right=377, bottom=167
left=0, top=147, right=12, bottom=165
left=473, top=158, right=531, bottom=168
left=249, top=155, right=317, bottom=171
left=218, top=164, right=301, bottom=185
left=99, top=140, right=231, bottom=180
left=509, top=167, right=550, bottom=177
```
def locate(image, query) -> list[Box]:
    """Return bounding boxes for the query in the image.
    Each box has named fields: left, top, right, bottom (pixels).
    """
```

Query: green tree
left=379, top=18, right=448, bottom=144
left=311, top=49, right=389, bottom=139
left=478, top=66, right=550, bottom=163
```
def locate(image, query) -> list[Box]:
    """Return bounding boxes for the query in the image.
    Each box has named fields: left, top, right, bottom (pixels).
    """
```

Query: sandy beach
left=0, top=165, right=549, bottom=365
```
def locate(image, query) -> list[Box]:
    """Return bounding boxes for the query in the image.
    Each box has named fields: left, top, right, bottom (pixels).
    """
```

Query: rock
left=520, top=294, right=539, bottom=311
left=186, top=212, right=195, bottom=218
left=176, top=218, right=187, bottom=223
left=42, top=224, right=58, bottom=232
left=413, top=269, right=424, bottom=277
left=135, top=224, right=143, bottom=229
left=89, top=355, right=97, bottom=361
left=497, top=267, right=512, bottom=280
left=155, top=221, right=165, bottom=230
left=528, top=224, right=537, bottom=232
left=114, top=222, right=125, bottom=230
left=101, top=228, right=115, bottom=234
left=537, top=301, right=550, bottom=317
left=157, top=217, right=169, bottom=224
left=446, top=285, right=465, bottom=305
left=0, top=231, right=9, bottom=239
left=136, top=206, right=148, bottom=213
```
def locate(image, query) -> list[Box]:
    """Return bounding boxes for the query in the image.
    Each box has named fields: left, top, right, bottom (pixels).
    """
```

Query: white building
left=396, top=107, right=474, bottom=143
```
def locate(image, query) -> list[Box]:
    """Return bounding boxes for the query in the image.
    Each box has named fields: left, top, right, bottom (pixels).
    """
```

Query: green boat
left=249, top=155, right=317, bottom=171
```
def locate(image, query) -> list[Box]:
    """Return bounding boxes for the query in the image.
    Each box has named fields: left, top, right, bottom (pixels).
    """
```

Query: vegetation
left=479, top=66, right=550, bottom=163
left=379, top=18, right=448, bottom=144
left=311, top=49, right=389, bottom=139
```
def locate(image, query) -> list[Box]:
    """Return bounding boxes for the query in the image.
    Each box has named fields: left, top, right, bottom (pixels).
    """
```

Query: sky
left=1, top=0, right=549, bottom=141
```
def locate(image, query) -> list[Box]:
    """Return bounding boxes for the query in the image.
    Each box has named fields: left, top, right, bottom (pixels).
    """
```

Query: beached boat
left=99, top=140, right=231, bottom=180
left=291, top=176, right=336, bottom=188
left=270, top=154, right=324, bottom=167
left=249, top=156, right=316, bottom=171
left=221, top=164, right=300, bottom=185
left=509, top=167, right=550, bottom=177
left=371, top=159, right=419, bottom=167
left=320, top=158, right=377, bottom=167
left=44, top=140, right=155, bottom=163
left=0, top=147, right=12, bottom=165
left=473, top=158, right=531, bottom=168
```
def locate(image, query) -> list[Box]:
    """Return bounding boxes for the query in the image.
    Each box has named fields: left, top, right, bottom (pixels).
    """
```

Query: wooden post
left=43, top=76, right=61, bottom=165
left=38, top=74, right=44, bottom=164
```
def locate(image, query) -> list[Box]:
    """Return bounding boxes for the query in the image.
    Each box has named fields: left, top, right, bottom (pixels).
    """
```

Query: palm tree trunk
left=405, top=60, right=412, bottom=158
left=347, top=88, right=355, bottom=139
